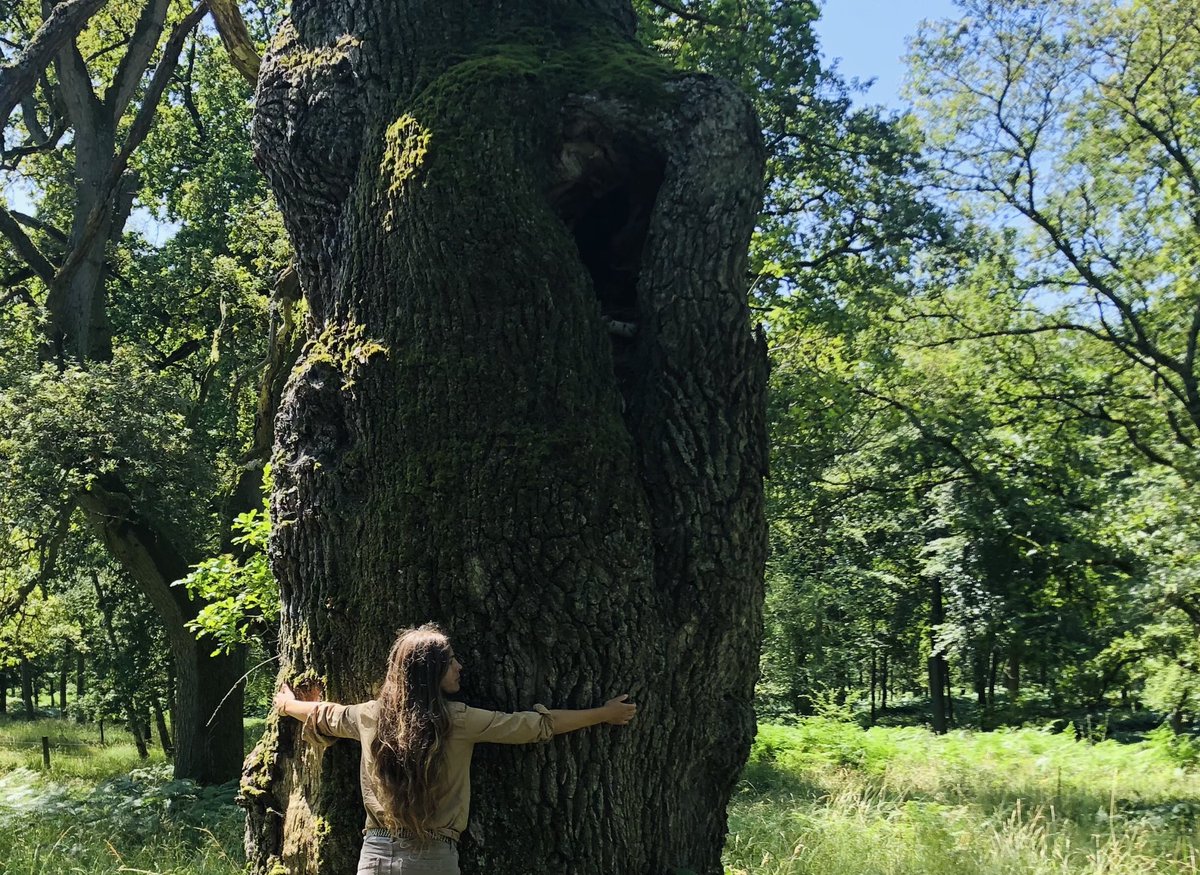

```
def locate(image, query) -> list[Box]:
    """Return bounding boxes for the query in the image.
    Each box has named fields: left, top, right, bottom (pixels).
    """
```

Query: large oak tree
left=241, top=0, right=767, bottom=872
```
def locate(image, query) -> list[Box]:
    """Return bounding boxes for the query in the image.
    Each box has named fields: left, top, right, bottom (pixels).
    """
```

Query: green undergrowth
left=725, top=718, right=1200, bottom=874
left=0, top=716, right=253, bottom=874
left=0, top=764, right=242, bottom=875
left=3, top=716, right=1198, bottom=874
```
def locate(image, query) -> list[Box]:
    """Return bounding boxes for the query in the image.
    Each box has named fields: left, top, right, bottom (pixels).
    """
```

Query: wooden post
left=41, top=736, right=50, bottom=770
left=99, top=719, right=105, bottom=744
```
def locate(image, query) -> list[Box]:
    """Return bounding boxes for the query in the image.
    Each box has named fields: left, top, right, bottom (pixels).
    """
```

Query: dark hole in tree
left=550, top=144, right=665, bottom=411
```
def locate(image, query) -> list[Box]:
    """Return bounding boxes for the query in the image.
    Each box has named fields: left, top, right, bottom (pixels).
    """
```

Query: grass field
left=726, top=719, right=1200, bottom=875
left=1, top=715, right=1198, bottom=874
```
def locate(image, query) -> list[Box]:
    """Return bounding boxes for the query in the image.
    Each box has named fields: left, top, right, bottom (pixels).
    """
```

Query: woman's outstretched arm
left=548, top=694, right=637, bottom=735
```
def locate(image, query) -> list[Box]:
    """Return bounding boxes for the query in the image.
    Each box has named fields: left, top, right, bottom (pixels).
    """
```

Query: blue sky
left=813, top=0, right=963, bottom=108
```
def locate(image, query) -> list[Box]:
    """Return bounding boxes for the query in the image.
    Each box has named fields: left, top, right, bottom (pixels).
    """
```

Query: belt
left=364, top=826, right=457, bottom=846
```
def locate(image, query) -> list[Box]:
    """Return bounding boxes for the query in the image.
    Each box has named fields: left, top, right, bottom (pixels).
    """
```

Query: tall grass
left=0, top=717, right=170, bottom=780
left=726, top=719, right=1200, bottom=875
left=2, top=715, right=1198, bottom=874
left=0, top=716, right=243, bottom=875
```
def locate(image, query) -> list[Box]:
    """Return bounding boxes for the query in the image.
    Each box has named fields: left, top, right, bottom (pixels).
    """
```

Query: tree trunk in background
left=943, top=660, right=955, bottom=727
left=880, top=652, right=889, bottom=710
left=127, top=708, right=149, bottom=759
left=988, top=647, right=998, bottom=707
left=152, top=693, right=173, bottom=755
left=241, top=2, right=766, bottom=873
left=0, top=669, right=7, bottom=714
left=20, top=658, right=34, bottom=717
left=59, top=652, right=69, bottom=712
left=1006, top=644, right=1021, bottom=702
left=928, top=576, right=947, bottom=734
left=869, top=652, right=879, bottom=725
left=973, top=646, right=988, bottom=706
left=1171, top=693, right=1187, bottom=734
left=81, top=493, right=245, bottom=784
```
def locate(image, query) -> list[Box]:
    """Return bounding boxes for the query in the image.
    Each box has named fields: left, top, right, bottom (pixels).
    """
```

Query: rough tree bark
left=241, top=2, right=767, bottom=874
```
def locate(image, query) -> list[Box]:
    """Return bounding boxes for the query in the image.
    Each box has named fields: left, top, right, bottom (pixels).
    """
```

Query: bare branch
left=10, top=210, right=68, bottom=246
left=53, top=28, right=101, bottom=127
left=1, top=284, right=38, bottom=309
left=179, top=38, right=206, bottom=141
left=651, top=0, right=714, bottom=25
left=208, top=0, right=260, bottom=85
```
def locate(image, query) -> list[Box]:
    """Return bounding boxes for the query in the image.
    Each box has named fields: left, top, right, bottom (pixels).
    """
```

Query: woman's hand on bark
left=273, top=682, right=297, bottom=713
left=603, top=694, right=637, bottom=725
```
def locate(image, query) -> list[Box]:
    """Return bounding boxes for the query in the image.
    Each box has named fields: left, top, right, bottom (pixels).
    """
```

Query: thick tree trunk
left=242, top=3, right=766, bottom=874
left=41, top=76, right=117, bottom=362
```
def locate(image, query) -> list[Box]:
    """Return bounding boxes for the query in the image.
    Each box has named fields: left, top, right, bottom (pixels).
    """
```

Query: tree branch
left=104, top=0, right=170, bottom=119
left=0, top=502, right=75, bottom=623
left=208, top=0, right=260, bottom=85
left=0, top=0, right=109, bottom=122
left=1167, top=592, right=1200, bottom=634
left=53, top=29, right=101, bottom=128
left=0, top=206, right=58, bottom=286
left=54, top=1, right=207, bottom=297
left=10, top=209, right=69, bottom=246
left=651, top=0, right=714, bottom=25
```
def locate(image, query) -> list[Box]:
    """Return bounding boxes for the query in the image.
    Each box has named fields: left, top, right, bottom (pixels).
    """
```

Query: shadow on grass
left=737, top=758, right=840, bottom=801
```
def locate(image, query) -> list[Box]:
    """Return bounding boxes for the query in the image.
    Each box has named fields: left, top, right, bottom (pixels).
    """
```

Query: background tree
left=0, top=0, right=294, bottom=781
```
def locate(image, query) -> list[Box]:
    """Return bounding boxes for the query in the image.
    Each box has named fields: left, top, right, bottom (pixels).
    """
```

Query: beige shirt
left=303, top=699, right=554, bottom=840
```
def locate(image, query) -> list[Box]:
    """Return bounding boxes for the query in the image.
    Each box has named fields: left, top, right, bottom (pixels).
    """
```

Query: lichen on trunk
left=244, top=2, right=766, bottom=873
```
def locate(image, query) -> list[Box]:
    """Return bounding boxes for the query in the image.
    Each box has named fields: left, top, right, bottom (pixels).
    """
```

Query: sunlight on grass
left=726, top=720, right=1200, bottom=875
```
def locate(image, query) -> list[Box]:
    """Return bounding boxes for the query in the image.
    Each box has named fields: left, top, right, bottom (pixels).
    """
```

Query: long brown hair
left=369, top=623, right=453, bottom=839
